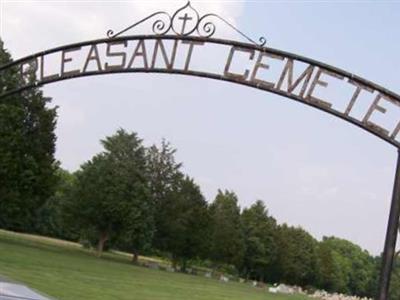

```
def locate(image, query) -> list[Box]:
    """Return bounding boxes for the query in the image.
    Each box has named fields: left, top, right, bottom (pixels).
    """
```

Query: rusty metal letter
left=250, top=51, right=283, bottom=89
left=344, top=79, right=374, bottom=116
left=224, top=46, right=255, bottom=81
left=83, top=44, right=103, bottom=73
left=151, top=39, right=179, bottom=70
left=20, top=58, right=39, bottom=81
left=181, top=40, right=204, bottom=71
left=61, top=46, right=82, bottom=77
left=276, top=59, right=314, bottom=98
left=306, top=68, right=344, bottom=109
left=40, top=55, right=59, bottom=81
left=362, top=94, right=390, bottom=136
left=127, top=40, right=149, bottom=69
left=104, top=41, right=128, bottom=71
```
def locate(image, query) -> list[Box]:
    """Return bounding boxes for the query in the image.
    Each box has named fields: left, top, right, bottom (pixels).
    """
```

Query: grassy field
left=0, top=230, right=309, bottom=300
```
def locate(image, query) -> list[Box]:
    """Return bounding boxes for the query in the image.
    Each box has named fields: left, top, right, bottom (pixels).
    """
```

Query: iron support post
left=378, top=149, right=400, bottom=300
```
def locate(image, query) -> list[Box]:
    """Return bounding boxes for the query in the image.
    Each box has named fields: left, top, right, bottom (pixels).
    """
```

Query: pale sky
left=1, top=0, right=400, bottom=256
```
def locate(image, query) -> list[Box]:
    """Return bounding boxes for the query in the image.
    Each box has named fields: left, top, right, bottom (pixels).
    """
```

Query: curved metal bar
left=106, top=1, right=266, bottom=46
left=1, top=35, right=399, bottom=149
left=197, top=13, right=266, bottom=46
left=0, top=36, right=400, bottom=148
left=1, top=35, right=399, bottom=102
left=107, top=11, right=172, bottom=38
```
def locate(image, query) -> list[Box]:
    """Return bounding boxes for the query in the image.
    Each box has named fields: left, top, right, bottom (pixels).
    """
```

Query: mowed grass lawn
left=0, top=230, right=309, bottom=300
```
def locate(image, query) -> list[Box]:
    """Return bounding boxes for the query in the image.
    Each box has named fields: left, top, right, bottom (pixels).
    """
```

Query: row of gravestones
left=140, top=260, right=240, bottom=281
left=140, top=261, right=200, bottom=275
left=268, top=284, right=374, bottom=300
left=310, top=290, right=372, bottom=300
left=140, top=260, right=295, bottom=291
left=138, top=260, right=373, bottom=299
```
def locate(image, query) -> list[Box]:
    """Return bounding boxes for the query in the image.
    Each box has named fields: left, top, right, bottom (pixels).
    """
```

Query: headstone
left=148, top=262, right=159, bottom=270
left=219, top=275, right=229, bottom=282
left=166, top=266, right=175, bottom=272
left=276, top=284, right=294, bottom=294
left=268, top=286, right=278, bottom=294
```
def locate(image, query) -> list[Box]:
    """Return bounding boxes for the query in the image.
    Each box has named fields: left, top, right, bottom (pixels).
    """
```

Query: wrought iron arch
left=0, top=2, right=398, bottom=299
left=2, top=35, right=400, bottom=147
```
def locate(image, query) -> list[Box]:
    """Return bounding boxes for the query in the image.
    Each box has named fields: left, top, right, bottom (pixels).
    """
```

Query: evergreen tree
left=209, top=190, right=245, bottom=270
left=241, top=200, right=278, bottom=282
left=68, top=129, right=153, bottom=257
left=316, top=240, right=349, bottom=293
left=0, top=39, right=57, bottom=232
left=157, top=176, right=210, bottom=271
left=146, top=140, right=183, bottom=251
left=275, top=224, right=318, bottom=286
left=118, top=197, right=154, bottom=263
left=36, top=168, right=78, bottom=240
left=321, top=237, right=375, bottom=297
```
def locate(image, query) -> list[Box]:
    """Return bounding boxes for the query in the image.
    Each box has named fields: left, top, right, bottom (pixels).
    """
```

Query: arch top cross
left=106, top=1, right=267, bottom=46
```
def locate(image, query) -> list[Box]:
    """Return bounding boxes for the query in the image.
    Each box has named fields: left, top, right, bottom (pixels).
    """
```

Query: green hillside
left=0, top=230, right=308, bottom=300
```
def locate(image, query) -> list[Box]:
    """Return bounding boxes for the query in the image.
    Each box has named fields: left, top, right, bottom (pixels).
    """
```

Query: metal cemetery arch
left=0, top=2, right=399, bottom=299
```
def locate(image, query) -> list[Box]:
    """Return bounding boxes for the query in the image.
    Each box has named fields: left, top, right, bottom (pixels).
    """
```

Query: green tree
left=322, top=237, right=375, bottom=297
left=275, top=224, right=318, bottom=286
left=157, top=176, right=210, bottom=271
left=390, top=256, right=400, bottom=300
left=0, top=39, right=58, bottom=232
left=146, top=140, right=183, bottom=251
left=316, top=240, right=349, bottom=293
left=209, top=190, right=245, bottom=270
left=117, top=199, right=154, bottom=263
left=36, top=168, right=78, bottom=240
left=69, top=129, right=153, bottom=257
left=241, top=200, right=278, bottom=282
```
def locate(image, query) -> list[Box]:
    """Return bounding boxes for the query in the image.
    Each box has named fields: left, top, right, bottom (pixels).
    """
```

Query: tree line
left=0, top=39, right=399, bottom=299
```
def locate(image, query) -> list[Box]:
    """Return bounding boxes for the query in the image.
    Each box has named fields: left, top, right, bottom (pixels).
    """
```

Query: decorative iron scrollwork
left=106, top=1, right=267, bottom=46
